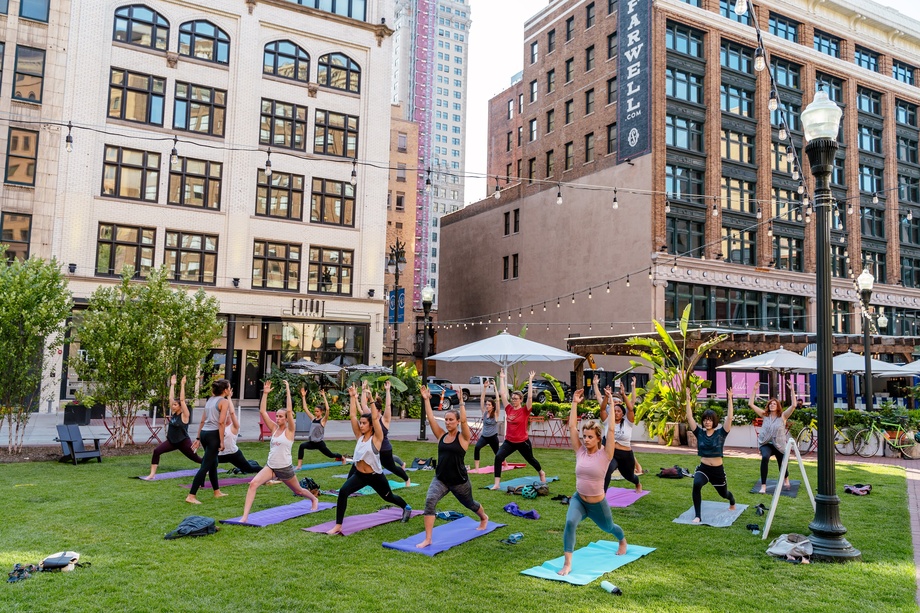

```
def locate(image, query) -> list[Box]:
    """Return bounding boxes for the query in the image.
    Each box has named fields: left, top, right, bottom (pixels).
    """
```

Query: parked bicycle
left=795, top=418, right=856, bottom=456
left=853, top=415, right=920, bottom=459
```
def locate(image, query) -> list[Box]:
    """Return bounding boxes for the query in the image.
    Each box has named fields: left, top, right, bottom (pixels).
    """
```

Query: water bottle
left=600, top=580, right=623, bottom=595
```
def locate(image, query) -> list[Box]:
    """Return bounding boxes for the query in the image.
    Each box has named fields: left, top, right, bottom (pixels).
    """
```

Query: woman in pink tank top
left=558, top=389, right=628, bottom=576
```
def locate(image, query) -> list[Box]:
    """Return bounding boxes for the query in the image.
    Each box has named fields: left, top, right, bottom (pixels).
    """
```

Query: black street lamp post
left=803, top=89, right=861, bottom=561
left=386, top=239, right=408, bottom=375
left=418, top=286, right=435, bottom=441
left=856, top=270, right=889, bottom=411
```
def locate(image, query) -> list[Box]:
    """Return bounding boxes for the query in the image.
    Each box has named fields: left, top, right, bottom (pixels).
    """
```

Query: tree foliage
left=626, top=305, right=726, bottom=444
left=72, top=267, right=222, bottom=447
left=0, top=252, right=72, bottom=453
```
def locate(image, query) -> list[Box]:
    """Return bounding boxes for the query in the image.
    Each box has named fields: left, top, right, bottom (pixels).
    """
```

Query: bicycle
left=795, top=418, right=856, bottom=456
left=853, top=415, right=920, bottom=459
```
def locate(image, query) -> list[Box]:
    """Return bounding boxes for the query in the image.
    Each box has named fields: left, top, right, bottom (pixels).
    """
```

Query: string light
left=665, top=198, right=671, bottom=214
left=588, top=288, right=592, bottom=299
left=607, top=281, right=611, bottom=292
left=556, top=184, right=563, bottom=206
left=778, top=126, right=788, bottom=141
left=873, top=192, right=879, bottom=204
left=612, top=188, right=618, bottom=210
left=543, top=302, right=546, bottom=312
left=768, top=90, right=779, bottom=112
left=493, top=181, right=501, bottom=200
left=711, top=203, right=719, bottom=217
left=571, top=293, right=575, bottom=304
left=647, top=268, right=653, bottom=280
left=556, top=298, right=560, bottom=308
left=625, top=276, right=629, bottom=288
left=733, top=0, right=748, bottom=16
left=65, top=121, right=73, bottom=152
left=425, top=167, right=431, bottom=192
left=350, top=158, right=357, bottom=186
left=754, top=47, right=766, bottom=72
left=170, top=135, right=179, bottom=167
left=264, top=148, right=272, bottom=177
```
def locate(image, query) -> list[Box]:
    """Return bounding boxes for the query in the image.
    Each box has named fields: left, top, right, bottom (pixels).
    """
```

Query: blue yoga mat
left=296, top=462, right=342, bottom=471
left=521, top=541, right=656, bottom=585
left=382, top=516, right=506, bottom=556
left=220, top=501, right=335, bottom=527
left=482, top=475, right=559, bottom=489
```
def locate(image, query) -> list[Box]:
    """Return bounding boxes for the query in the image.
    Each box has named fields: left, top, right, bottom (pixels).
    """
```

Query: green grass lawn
left=0, top=443, right=915, bottom=613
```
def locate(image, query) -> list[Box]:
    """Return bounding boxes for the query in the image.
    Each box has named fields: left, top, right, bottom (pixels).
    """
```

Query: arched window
left=263, top=41, right=309, bottom=83
left=317, top=53, right=360, bottom=93
left=113, top=5, right=169, bottom=51
left=178, top=20, right=230, bottom=64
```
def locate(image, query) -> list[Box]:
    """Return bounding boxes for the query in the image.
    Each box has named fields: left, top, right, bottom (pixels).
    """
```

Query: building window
left=253, top=241, right=301, bottom=291
left=527, top=158, right=536, bottom=183
left=898, top=136, right=919, bottom=164
left=772, top=59, right=800, bottom=89
left=13, top=46, right=45, bottom=103
left=260, top=99, right=307, bottom=150
left=858, top=126, right=883, bottom=154
left=721, top=130, right=754, bottom=163
left=769, top=13, right=798, bottom=42
left=506, top=131, right=512, bottom=151
left=318, top=52, right=361, bottom=93
left=718, top=0, right=749, bottom=24
left=857, top=87, right=882, bottom=115
left=96, top=223, right=155, bottom=278
left=664, top=282, right=710, bottom=324
left=108, top=68, right=166, bottom=126
left=530, top=41, right=538, bottom=64
left=722, top=227, right=756, bottom=265
left=666, top=164, right=704, bottom=201
left=900, top=175, right=920, bottom=204
left=396, top=163, right=406, bottom=181
left=256, top=169, right=305, bottom=220
left=565, top=99, right=574, bottom=124
left=173, top=82, right=226, bottom=136
left=667, top=67, right=703, bottom=102
left=512, top=253, right=519, bottom=278
left=565, top=16, right=574, bottom=41
left=529, top=79, right=537, bottom=103
left=585, top=132, right=595, bottom=163
left=547, top=69, right=555, bottom=93
left=607, top=33, right=617, bottom=60
left=528, top=118, right=537, bottom=141
left=859, top=165, right=883, bottom=194
left=813, top=30, right=840, bottom=58
left=897, top=100, right=918, bottom=127
left=585, top=45, right=595, bottom=71
left=308, top=247, right=352, bottom=295
left=313, top=110, right=359, bottom=158
left=902, top=257, right=920, bottom=289
left=765, top=293, right=806, bottom=331
left=178, top=20, right=229, bottom=64
left=101, top=145, right=158, bottom=201
left=862, top=250, right=886, bottom=283
left=831, top=301, right=850, bottom=333
left=586, top=2, right=595, bottom=27
left=608, top=0, right=616, bottom=14
left=585, top=89, right=595, bottom=115
left=164, top=231, right=217, bottom=284
left=860, top=206, right=885, bottom=238
left=517, top=126, right=523, bottom=146
left=502, top=256, right=509, bottom=280
left=168, top=157, right=221, bottom=209
left=854, top=46, right=879, bottom=72
left=893, top=61, right=916, bottom=85
left=0, top=212, right=31, bottom=261
left=545, top=149, right=554, bottom=177
left=666, top=22, right=704, bottom=58
left=5, top=128, right=38, bottom=186
left=507, top=99, right=513, bottom=119
left=548, top=29, right=556, bottom=53
left=565, top=58, right=574, bottom=82
left=503, top=211, right=511, bottom=236
left=830, top=244, right=848, bottom=278
left=816, top=73, right=843, bottom=103
left=714, top=288, right=760, bottom=328
left=773, top=235, right=804, bottom=271
left=114, top=5, right=169, bottom=51
left=311, top=178, right=355, bottom=227
left=546, top=109, right=555, bottom=133
left=720, top=41, right=752, bottom=74
left=19, top=0, right=49, bottom=22
left=263, top=40, right=310, bottom=82
left=607, top=123, right=616, bottom=154
left=564, top=142, right=574, bottom=170
left=772, top=102, right=800, bottom=131
left=666, top=115, right=704, bottom=152
left=720, top=83, right=754, bottom=117
left=395, top=192, right=405, bottom=211
left=721, top=177, right=756, bottom=213
left=772, top=187, right=798, bottom=221
left=667, top=216, right=704, bottom=258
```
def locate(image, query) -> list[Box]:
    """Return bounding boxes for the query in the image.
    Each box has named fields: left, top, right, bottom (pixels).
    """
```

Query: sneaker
left=401, top=505, right=413, bottom=523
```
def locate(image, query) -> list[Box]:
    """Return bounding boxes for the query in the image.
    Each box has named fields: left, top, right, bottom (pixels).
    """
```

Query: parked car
left=522, top=379, right=571, bottom=403
left=427, top=383, right=459, bottom=408
left=454, top=376, right=502, bottom=402
left=427, top=377, right=456, bottom=391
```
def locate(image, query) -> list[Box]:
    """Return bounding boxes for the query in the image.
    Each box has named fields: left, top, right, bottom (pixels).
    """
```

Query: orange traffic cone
left=438, top=396, right=444, bottom=411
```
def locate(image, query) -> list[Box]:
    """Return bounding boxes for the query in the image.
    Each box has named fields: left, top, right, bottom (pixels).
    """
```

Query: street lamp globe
left=856, top=268, right=875, bottom=293
left=386, top=255, right=396, bottom=275
left=878, top=312, right=889, bottom=329
left=397, top=252, right=407, bottom=272
left=421, top=286, right=435, bottom=308
left=802, top=90, right=843, bottom=143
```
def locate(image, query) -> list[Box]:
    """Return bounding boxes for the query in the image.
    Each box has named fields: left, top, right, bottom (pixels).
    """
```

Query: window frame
left=260, top=98, right=308, bottom=151
left=173, top=82, right=227, bottom=137
left=113, top=5, right=169, bottom=51
left=95, top=223, right=156, bottom=278
left=263, top=40, right=310, bottom=83
left=5, top=127, right=38, bottom=186
left=308, top=246, right=354, bottom=296
left=313, top=109, right=359, bottom=158
left=164, top=230, right=218, bottom=285
left=0, top=211, right=31, bottom=261
left=178, top=20, right=230, bottom=65
left=168, top=157, right=222, bottom=210
left=12, top=45, right=45, bottom=103
left=101, top=144, right=160, bottom=202
left=310, top=177, right=356, bottom=227
left=252, top=240, right=301, bottom=292
left=318, top=52, right=361, bottom=94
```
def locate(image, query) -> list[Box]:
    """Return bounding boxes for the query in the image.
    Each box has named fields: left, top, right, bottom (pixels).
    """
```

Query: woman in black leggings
left=142, top=375, right=201, bottom=480
left=218, top=402, right=261, bottom=474
left=687, top=389, right=735, bottom=522
left=186, top=378, right=232, bottom=504
left=326, top=384, right=412, bottom=534
left=369, top=380, right=411, bottom=486
left=490, top=370, right=545, bottom=490
left=296, top=388, right=346, bottom=468
left=473, top=379, right=500, bottom=470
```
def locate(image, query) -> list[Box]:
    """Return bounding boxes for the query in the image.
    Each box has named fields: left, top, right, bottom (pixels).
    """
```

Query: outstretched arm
left=685, top=390, right=698, bottom=431
left=284, top=380, right=295, bottom=434
left=458, top=399, right=471, bottom=447
left=569, top=389, right=583, bottom=452
left=498, top=371, right=509, bottom=408
left=369, top=395, right=383, bottom=448
left=178, top=375, right=189, bottom=421
left=320, top=389, right=331, bottom=426
left=526, top=370, right=535, bottom=408
left=300, top=386, right=309, bottom=415
left=623, top=377, right=637, bottom=421
left=260, top=381, right=276, bottom=434
left=748, top=391, right=766, bottom=417
left=593, top=377, right=607, bottom=421
left=421, top=386, right=444, bottom=440
left=347, top=385, right=360, bottom=438
left=723, top=388, right=734, bottom=433
left=782, top=379, right=797, bottom=420
left=384, top=380, right=392, bottom=423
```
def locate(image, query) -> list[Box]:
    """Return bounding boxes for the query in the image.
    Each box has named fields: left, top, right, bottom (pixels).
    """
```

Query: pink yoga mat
left=605, top=487, right=650, bottom=507
left=182, top=476, right=254, bottom=489
left=304, top=507, right=423, bottom=535
left=467, top=463, right=526, bottom=475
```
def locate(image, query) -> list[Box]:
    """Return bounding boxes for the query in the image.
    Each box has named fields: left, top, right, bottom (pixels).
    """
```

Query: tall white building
left=43, top=0, right=395, bottom=405
left=391, top=0, right=471, bottom=308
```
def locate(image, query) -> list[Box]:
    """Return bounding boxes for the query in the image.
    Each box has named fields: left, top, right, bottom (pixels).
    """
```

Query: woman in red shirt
left=489, top=370, right=546, bottom=490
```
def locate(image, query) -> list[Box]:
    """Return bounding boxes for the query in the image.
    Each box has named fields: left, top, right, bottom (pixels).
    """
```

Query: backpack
left=299, top=477, right=320, bottom=496
left=40, top=552, right=85, bottom=572
left=164, top=516, right=218, bottom=540
left=766, top=533, right=812, bottom=561
left=411, top=457, right=436, bottom=470
left=507, top=481, right=549, bottom=497
left=658, top=465, right=691, bottom=479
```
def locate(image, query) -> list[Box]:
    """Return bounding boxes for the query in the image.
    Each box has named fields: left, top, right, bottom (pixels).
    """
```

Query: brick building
left=438, top=0, right=920, bottom=381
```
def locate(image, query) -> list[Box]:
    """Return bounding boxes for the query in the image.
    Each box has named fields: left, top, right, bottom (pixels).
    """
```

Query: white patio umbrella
left=898, top=360, right=920, bottom=375
left=830, top=350, right=905, bottom=377
left=717, top=346, right=816, bottom=373
left=428, top=331, right=581, bottom=371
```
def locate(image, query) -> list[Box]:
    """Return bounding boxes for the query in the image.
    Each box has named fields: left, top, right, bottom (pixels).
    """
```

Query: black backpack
left=299, top=477, right=320, bottom=495
left=165, top=516, right=217, bottom=540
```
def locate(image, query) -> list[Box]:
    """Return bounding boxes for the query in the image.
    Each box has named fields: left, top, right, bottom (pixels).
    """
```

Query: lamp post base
left=808, top=494, right=862, bottom=562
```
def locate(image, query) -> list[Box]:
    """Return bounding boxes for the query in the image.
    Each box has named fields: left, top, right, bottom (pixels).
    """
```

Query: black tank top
left=436, top=432, right=468, bottom=486
left=166, top=412, right=190, bottom=445
left=379, top=416, right=392, bottom=452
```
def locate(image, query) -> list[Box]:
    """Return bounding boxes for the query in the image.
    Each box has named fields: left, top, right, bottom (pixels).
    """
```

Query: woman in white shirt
left=594, top=376, right=641, bottom=493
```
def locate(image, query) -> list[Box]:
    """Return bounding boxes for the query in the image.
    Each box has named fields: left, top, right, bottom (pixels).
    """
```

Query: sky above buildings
left=464, top=0, right=920, bottom=205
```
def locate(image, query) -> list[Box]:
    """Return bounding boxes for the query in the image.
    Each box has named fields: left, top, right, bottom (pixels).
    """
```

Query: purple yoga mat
left=137, top=468, right=226, bottom=481
left=304, top=507, right=423, bottom=535
left=181, top=477, right=254, bottom=489
left=220, top=500, right=335, bottom=527
left=382, top=516, right=506, bottom=556
left=605, top=487, right=650, bottom=507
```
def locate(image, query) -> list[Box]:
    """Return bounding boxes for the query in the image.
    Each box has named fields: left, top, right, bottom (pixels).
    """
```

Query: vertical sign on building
left=387, top=288, right=405, bottom=324
left=616, top=0, right=652, bottom=164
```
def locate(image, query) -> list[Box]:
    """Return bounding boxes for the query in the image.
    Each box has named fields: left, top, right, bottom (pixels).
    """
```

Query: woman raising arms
left=296, top=387, right=346, bottom=469
left=142, top=375, right=201, bottom=480
left=416, top=387, right=489, bottom=548
left=559, top=389, right=628, bottom=576
left=595, top=377, right=642, bottom=493
left=687, top=388, right=736, bottom=523
left=490, top=370, right=546, bottom=490
left=473, top=378, right=500, bottom=471
left=373, top=381, right=411, bottom=486
left=750, top=379, right=797, bottom=493
left=240, top=380, right=318, bottom=523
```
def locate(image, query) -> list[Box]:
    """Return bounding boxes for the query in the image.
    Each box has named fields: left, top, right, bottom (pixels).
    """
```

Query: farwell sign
left=616, top=0, right=652, bottom=164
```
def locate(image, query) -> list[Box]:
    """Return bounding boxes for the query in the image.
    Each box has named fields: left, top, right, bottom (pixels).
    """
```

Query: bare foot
left=311, top=500, right=318, bottom=511
left=729, top=504, right=736, bottom=511
left=341, top=457, right=348, bottom=465
left=185, top=496, right=201, bottom=505
left=416, top=538, right=432, bottom=548
left=759, top=485, right=767, bottom=494
left=539, top=470, right=547, bottom=483
left=474, top=462, right=480, bottom=470
left=326, top=526, right=342, bottom=535
left=783, top=480, right=791, bottom=490
left=691, top=517, right=701, bottom=523
left=141, top=476, right=155, bottom=481
left=617, top=539, right=628, bottom=555
left=635, top=483, right=643, bottom=493
left=296, top=463, right=303, bottom=470
left=406, top=479, right=411, bottom=487
left=557, top=564, right=572, bottom=576
left=489, top=485, right=502, bottom=491
left=214, top=490, right=227, bottom=498
left=478, top=515, right=489, bottom=530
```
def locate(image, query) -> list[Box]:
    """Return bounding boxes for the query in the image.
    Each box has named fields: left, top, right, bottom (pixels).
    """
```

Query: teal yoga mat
left=482, top=475, right=559, bottom=490
left=296, top=462, right=343, bottom=471
left=521, top=541, right=656, bottom=585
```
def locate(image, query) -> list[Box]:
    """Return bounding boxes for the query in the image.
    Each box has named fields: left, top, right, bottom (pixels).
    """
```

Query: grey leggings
left=423, top=477, right=482, bottom=516
left=562, top=492, right=624, bottom=553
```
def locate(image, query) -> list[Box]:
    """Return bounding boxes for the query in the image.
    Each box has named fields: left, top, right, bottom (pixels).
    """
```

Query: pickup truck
left=454, top=376, right=501, bottom=402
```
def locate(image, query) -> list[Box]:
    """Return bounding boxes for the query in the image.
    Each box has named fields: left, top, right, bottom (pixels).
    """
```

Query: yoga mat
left=304, top=507, right=423, bottom=535
left=468, top=463, right=526, bottom=475
left=296, top=462, right=343, bottom=471
left=137, top=468, right=225, bottom=481
left=483, top=475, right=559, bottom=489
left=521, top=541, right=656, bottom=585
left=220, top=500, right=335, bottom=527
left=605, top=487, right=650, bottom=507
left=323, top=480, right=419, bottom=497
left=673, top=501, right=748, bottom=527
left=749, top=479, right=800, bottom=498
left=382, top=516, right=506, bottom=556
left=181, top=476, right=254, bottom=489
